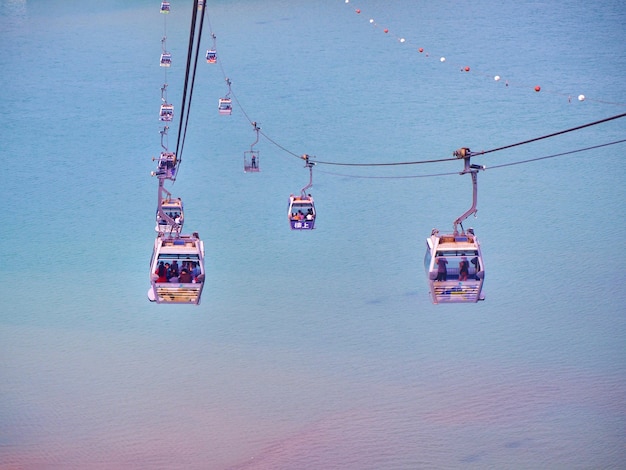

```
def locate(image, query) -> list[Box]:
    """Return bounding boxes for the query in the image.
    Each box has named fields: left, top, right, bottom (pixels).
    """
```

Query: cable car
left=288, top=194, right=316, bottom=230
left=198, top=0, right=204, bottom=10
left=160, top=52, right=171, bottom=67
left=244, top=122, right=261, bottom=172
left=152, top=151, right=177, bottom=180
left=160, top=1, right=170, bottom=13
left=159, top=103, right=173, bottom=121
left=206, top=50, right=217, bottom=64
left=218, top=98, right=232, bottom=115
left=288, top=155, right=316, bottom=230
left=424, top=147, right=486, bottom=303
left=155, top=197, right=184, bottom=234
left=148, top=232, right=206, bottom=305
left=424, top=228, right=485, bottom=303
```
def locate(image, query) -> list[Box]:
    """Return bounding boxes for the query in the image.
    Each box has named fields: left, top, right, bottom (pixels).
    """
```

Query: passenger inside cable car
left=160, top=52, right=171, bottom=67
left=159, top=104, right=173, bottom=121
left=206, top=50, right=217, bottom=63
left=288, top=195, right=316, bottom=230
left=218, top=98, right=232, bottom=115
left=244, top=151, right=259, bottom=172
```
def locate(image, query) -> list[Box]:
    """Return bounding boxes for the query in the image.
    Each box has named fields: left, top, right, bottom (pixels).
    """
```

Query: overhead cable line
left=316, top=138, right=626, bottom=180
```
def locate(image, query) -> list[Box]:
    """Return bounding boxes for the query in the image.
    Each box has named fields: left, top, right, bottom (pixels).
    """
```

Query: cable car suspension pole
left=452, top=147, right=485, bottom=235
left=300, top=154, right=315, bottom=198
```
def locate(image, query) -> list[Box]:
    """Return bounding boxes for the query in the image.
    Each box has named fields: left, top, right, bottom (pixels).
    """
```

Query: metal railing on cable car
left=424, top=148, right=486, bottom=304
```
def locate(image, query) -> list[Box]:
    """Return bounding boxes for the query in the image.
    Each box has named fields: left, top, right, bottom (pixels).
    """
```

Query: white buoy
left=494, top=75, right=501, bottom=81
left=578, top=94, right=585, bottom=101
left=440, top=57, right=446, bottom=62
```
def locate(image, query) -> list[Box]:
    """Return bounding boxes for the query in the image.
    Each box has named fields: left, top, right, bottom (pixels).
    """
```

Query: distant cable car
left=218, top=98, right=232, bottom=115
left=198, top=0, right=204, bottom=10
left=206, top=50, right=217, bottom=64
left=424, top=148, right=486, bottom=303
left=155, top=197, right=184, bottom=234
left=244, top=122, right=261, bottom=172
left=152, top=151, right=177, bottom=180
left=160, top=52, right=172, bottom=67
left=148, top=232, right=206, bottom=305
left=218, top=78, right=232, bottom=115
left=288, top=155, right=316, bottom=230
left=159, top=103, right=173, bottom=121
left=160, top=1, right=170, bottom=13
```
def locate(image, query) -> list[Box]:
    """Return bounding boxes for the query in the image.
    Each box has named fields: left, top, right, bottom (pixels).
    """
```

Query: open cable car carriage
left=148, top=232, right=206, bottom=305
left=244, top=122, right=261, bottom=172
left=218, top=78, right=233, bottom=115
left=424, top=148, right=485, bottom=303
left=288, top=155, right=316, bottom=230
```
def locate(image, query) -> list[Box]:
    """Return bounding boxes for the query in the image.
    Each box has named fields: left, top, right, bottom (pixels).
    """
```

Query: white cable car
left=244, top=122, right=261, bottom=172
left=152, top=151, right=177, bottom=180
left=424, top=148, right=486, bottom=304
left=148, top=232, right=206, bottom=305
left=206, top=50, right=217, bottom=64
left=425, top=229, right=485, bottom=303
left=155, top=197, right=184, bottom=234
left=288, top=155, right=316, bottom=230
left=218, top=98, right=232, bottom=115
left=198, top=0, right=204, bottom=10
left=160, top=1, right=170, bottom=14
left=160, top=52, right=171, bottom=67
left=159, top=103, right=173, bottom=121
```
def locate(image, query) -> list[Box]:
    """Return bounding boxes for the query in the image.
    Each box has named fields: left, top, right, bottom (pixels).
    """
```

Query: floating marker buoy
left=534, top=85, right=541, bottom=92
left=384, top=28, right=389, bottom=33
left=419, top=48, right=424, bottom=53
left=464, top=66, right=470, bottom=72
left=400, top=38, right=405, bottom=43
left=578, top=94, right=585, bottom=101
left=440, top=57, right=446, bottom=62
left=355, top=9, right=360, bottom=14
left=369, top=19, right=374, bottom=23
left=494, top=75, right=500, bottom=81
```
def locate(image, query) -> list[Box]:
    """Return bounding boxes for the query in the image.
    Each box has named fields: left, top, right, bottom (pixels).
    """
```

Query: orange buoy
left=419, top=48, right=424, bottom=53
left=464, top=66, right=470, bottom=72
left=534, top=85, right=541, bottom=92
left=355, top=9, right=360, bottom=14
left=384, top=28, right=388, bottom=33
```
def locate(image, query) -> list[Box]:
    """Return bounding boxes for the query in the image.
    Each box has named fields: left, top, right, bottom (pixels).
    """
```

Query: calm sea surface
left=2, top=0, right=626, bottom=468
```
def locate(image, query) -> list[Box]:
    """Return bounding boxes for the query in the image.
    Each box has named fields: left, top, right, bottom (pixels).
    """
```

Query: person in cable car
left=436, top=255, right=448, bottom=281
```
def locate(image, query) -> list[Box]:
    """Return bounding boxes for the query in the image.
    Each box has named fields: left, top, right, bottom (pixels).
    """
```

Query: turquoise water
left=2, top=0, right=626, bottom=468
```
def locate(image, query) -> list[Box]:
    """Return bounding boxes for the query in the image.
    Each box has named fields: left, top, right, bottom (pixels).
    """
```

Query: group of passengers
left=290, top=208, right=315, bottom=221
left=435, top=254, right=480, bottom=282
left=154, top=259, right=203, bottom=283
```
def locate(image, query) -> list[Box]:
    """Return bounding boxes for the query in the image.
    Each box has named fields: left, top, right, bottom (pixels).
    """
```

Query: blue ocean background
left=2, top=0, right=626, bottom=468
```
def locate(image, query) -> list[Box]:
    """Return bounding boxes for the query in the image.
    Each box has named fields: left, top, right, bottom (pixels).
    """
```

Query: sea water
left=1, top=0, right=625, bottom=468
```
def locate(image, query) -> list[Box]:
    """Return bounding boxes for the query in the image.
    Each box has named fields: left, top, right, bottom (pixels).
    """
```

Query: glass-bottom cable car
left=148, top=232, right=206, bottom=305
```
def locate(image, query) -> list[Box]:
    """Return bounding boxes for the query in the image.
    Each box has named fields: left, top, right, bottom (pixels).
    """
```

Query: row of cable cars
left=150, top=0, right=206, bottom=305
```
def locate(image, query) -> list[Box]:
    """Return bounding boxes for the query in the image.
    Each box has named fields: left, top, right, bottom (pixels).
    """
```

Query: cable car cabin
left=155, top=198, right=184, bottom=233
left=244, top=150, right=260, bottom=173
left=148, top=233, right=206, bottom=305
left=160, top=1, right=170, bottom=13
left=159, top=103, right=173, bottom=122
left=218, top=98, right=232, bottom=115
left=206, top=50, right=217, bottom=63
left=288, top=195, right=316, bottom=230
left=198, top=0, right=204, bottom=10
left=424, top=229, right=485, bottom=304
left=153, top=152, right=177, bottom=179
left=160, top=52, right=171, bottom=67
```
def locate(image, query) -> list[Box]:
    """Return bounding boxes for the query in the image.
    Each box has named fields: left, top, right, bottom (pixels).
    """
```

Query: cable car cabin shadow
left=288, top=194, right=316, bottom=230
left=218, top=98, right=232, bottom=115
left=159, top=103, right=173, bottom=121
left=244, top=150, right=259, bottom=173
left=206, top=50, right=217, bottom=63
left=148, top=233, right=206, bottom=305
left=424, top=230, right=485, bottom=304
